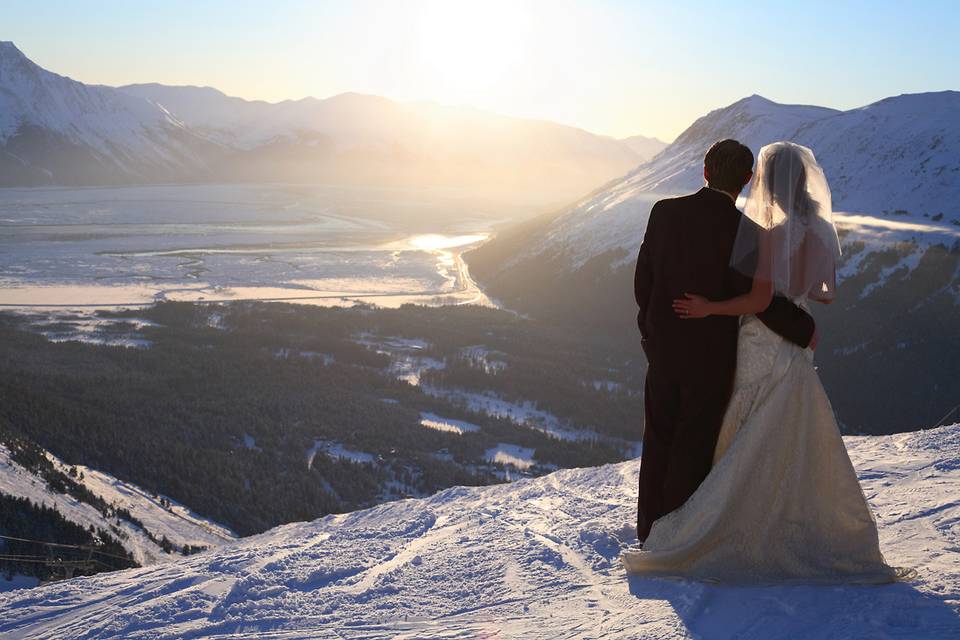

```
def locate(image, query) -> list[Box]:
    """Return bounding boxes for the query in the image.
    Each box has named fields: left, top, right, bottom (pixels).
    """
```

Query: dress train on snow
left=622, top=310, right=910, bottom=584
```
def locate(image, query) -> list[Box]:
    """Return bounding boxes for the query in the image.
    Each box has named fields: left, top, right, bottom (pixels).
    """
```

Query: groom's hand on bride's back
left=808, top=328, right=819, bottom=351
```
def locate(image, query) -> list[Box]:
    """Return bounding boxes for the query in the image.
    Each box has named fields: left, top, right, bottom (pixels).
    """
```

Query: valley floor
left=1, top=426, right=958, bottom=639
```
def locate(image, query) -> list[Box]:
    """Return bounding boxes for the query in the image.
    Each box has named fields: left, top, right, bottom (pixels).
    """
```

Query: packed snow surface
left=2, top=425, right=958, bottom=639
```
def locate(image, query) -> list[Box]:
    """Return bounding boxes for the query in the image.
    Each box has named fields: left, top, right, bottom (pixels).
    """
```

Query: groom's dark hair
left=704, top=139, right=754, bottom=193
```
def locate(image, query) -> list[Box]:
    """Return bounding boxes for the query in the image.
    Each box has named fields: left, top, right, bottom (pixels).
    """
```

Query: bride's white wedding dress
left=621, top=300, right=905, bottom=584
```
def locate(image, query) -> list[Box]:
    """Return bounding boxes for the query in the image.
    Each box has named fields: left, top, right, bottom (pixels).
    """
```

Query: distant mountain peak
left=327, top=90, right=391, bottom=102
left=620, top=133, right=666, bottom=144
left=738, top=93, right=774, bottom=105
left=722, top=93, right=838, bottom=117
left=123, top=82, right=231, bottom=99
left=619, top=134, right=669, bottom=162
left=0, top=40, right=26, bottom=57
left=0, top=40, right=39, bottom=73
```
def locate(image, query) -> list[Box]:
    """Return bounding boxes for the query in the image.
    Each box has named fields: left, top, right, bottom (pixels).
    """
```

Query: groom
left=633, top=139, right=816, bottom=543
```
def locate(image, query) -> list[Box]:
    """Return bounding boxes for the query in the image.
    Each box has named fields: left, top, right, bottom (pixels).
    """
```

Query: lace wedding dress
left=621, top=302, right=907, bottom=584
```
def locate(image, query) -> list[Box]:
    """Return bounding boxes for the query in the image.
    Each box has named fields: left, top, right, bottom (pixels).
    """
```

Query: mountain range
left=0, top=41, right=661, bottom=206
left=466, top=90, right=960, bottom=434
left=0, top=42, right=216, bottom=186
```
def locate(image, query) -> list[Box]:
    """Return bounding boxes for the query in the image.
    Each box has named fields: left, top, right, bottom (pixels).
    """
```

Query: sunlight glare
left=413, top=0, right=533, bottom=105
left=408, top=234, right=489, bottom=250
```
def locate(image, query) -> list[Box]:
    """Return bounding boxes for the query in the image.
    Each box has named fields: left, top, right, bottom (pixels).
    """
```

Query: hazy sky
left=4, top=0, right=958, bottom=141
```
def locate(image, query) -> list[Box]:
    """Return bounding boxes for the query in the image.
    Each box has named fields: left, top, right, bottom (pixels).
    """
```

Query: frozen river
left=0, top=184, right=503, bottom=308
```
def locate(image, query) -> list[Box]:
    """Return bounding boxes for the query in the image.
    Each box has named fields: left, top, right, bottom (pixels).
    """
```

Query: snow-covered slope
left=0, top=444, right=236, bottom=566
left=620, top=92, right=959, bottom=216
left=787, top=92, right=960, bottom=216
left=1, top=425, right=958, bottom=639
left=0, top=42, right=214, bottom=185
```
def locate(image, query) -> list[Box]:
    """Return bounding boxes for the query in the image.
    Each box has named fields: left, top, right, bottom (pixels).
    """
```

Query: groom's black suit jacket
left=632, top=186, right=815, bottom=540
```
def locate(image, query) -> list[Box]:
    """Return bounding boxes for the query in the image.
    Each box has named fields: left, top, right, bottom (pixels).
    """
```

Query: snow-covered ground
left=13, top=310, right=157, bottom=348
left=424, top=384, right=643, bottom=457
left=0, top=446, right=236, bottom=566
left=353, top=334, right=449, bottom=385
left=0, top=575, right=40, bottom=593
left=484, top=442, right=537, bottom=470
left=355, top=332, right=642, bottom=456
left=419, top=412, right=482, bottom=435
left=459, top=344, right=509, bottom=373
left=306, top=440, right=377, bottom=469
left=3, top=424, right=957, bottom=639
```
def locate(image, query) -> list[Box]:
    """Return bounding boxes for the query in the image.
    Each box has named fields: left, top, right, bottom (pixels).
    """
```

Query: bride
left=621, top=142, right=909, bottom=584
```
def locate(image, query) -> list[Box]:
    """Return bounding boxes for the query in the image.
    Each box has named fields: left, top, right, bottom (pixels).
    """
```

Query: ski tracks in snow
left=2, top=428, right=960, bottom=638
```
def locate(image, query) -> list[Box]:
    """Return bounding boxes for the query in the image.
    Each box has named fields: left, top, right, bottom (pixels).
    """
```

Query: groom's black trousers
left=637, top=363, right=733, bottom=541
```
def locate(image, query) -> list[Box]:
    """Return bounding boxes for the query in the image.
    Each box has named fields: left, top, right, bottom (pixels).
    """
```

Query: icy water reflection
left=0, top=185, right=498, bottom=308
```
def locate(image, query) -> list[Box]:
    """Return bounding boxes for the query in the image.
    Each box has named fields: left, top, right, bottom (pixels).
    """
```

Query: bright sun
left=412, top=0, right=533, bottom=105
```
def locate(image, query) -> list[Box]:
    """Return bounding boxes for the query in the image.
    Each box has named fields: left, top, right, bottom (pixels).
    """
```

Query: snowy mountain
left=625, top=93, right=960, bottom=216
left=0, top=42, right=216, bottom=186
left=1, top=423, right=958, bottom=638
left=622, top=95, right=839, bottom=196
left=0, top=438, right=235, bottom=574
left=487, top=91, right=959, bottom=272
left=0, top=42, right=650, bottom=201
left=466, top=92, right=960, bottom=434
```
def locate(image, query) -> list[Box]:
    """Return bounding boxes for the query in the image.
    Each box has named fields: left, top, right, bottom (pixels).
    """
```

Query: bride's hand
left=673, top=293, right=712, bottom=319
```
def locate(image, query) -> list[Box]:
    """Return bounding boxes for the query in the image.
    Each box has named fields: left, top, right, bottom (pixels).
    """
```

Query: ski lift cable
left=0, top=533, right=86, bottom=549
left=934, top=403, right=960, bottom=428
left=0, top=534, right=135, bottom=563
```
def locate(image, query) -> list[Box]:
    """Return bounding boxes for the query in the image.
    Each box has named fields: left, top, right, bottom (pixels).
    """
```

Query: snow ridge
left=0, top=444, right=236, bottom=567
left=0, top=41, right=199, bottom=170
left=1, top=425, right=958, bottom=638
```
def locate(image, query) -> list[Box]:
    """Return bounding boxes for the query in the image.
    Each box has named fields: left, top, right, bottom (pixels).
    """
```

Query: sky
left=3, top=0, right=958, bottom=141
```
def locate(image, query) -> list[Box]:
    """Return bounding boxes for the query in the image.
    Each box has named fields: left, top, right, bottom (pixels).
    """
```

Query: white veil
left=730, top=141, right=841, bottom=301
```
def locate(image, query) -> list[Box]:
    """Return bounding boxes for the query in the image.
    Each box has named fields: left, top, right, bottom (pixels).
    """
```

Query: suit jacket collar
left=696, top=186, right=739, bottom=210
